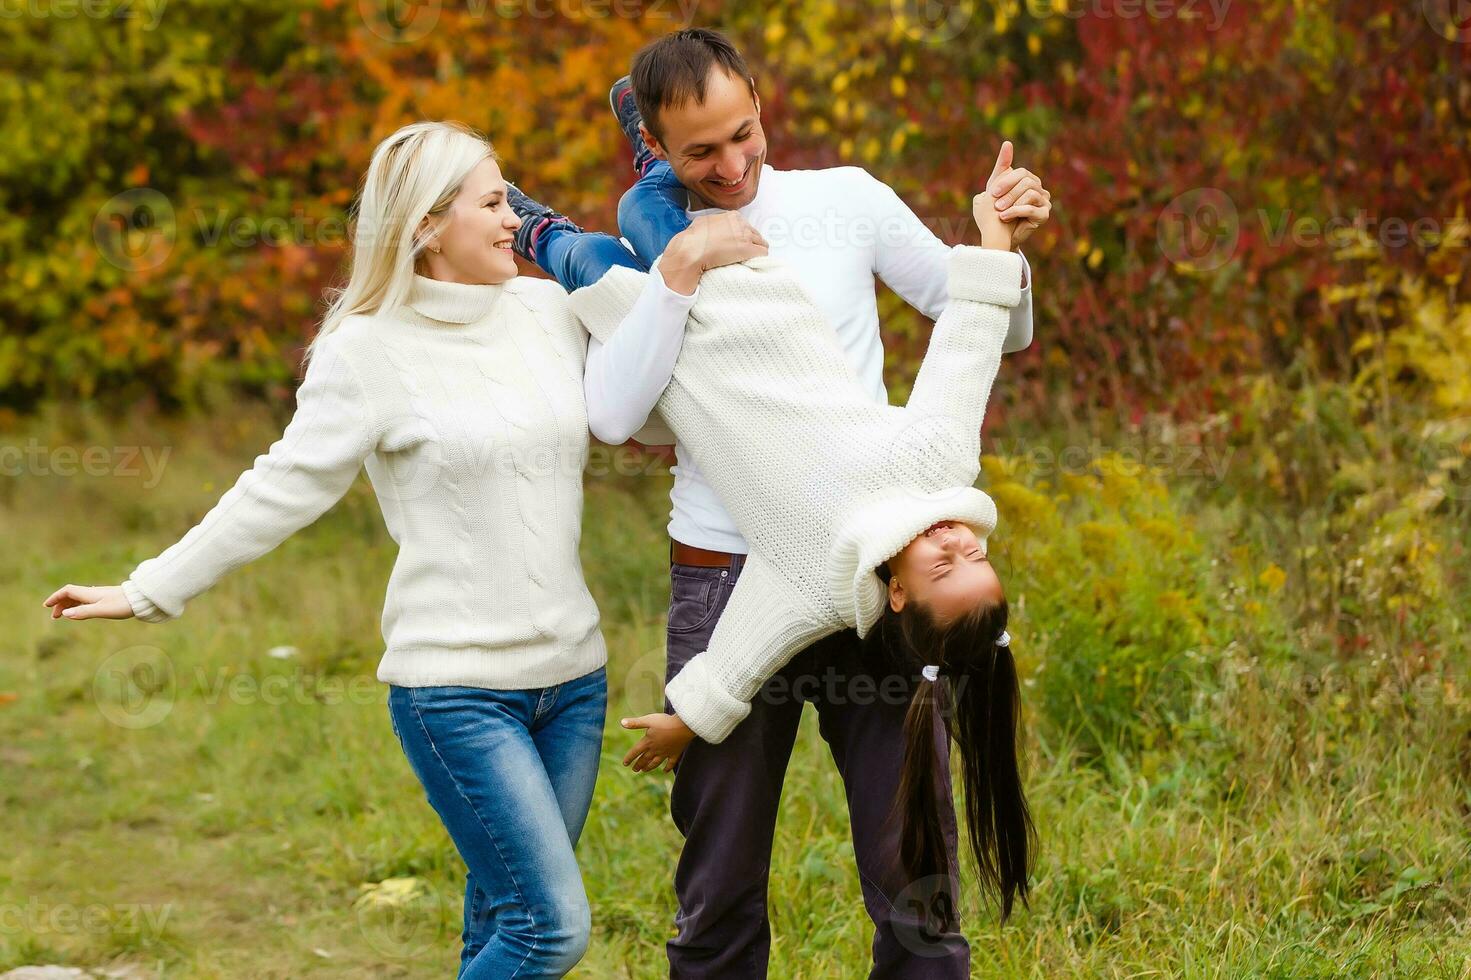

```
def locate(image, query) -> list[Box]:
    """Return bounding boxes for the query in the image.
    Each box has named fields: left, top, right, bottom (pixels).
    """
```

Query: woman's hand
left=620, top=711, right=697, bottom=773
left=43, top=584, right=134, bottom=621
left=661, top=213, right=769, bottom=295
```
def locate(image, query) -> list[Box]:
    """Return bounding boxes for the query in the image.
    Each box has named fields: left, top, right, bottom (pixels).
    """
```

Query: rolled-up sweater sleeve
left=583, top=263, right=698, bottom=445
left=123, top=334, right=377, bottom=621
left=665, top=552, right=836, bottom=744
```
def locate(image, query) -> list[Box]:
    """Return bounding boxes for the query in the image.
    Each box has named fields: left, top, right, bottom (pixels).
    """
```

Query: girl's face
left=887, top=520, right=1004, bottom=626
left=419, top=157, right=521, bottom=285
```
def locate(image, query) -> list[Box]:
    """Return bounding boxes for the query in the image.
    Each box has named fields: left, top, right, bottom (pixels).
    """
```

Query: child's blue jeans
left=534, top=161, right=692, bottom=292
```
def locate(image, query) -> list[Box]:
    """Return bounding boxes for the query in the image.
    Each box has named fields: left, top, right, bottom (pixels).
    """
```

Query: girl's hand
left=973, top=190, right=1015, bottom=252
left=43, top=584, right=134, bottom=621
left=620, top=711, right=696, bottom=774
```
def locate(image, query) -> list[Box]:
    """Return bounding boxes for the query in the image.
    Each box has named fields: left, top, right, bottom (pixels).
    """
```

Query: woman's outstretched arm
left=44, top=332, right=379, bottom=622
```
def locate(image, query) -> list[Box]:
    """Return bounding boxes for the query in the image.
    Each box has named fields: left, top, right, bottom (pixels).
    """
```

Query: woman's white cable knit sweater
left=570, top=245, right=1024, bottom=742
left=121, top=273, right=611, bottom=690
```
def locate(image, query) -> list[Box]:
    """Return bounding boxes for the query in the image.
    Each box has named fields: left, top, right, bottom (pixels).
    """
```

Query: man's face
left=642, top=66, right=767, bottom=211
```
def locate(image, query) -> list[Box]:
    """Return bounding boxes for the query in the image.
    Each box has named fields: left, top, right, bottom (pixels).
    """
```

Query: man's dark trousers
left=662, top=551, right=970, bottom=979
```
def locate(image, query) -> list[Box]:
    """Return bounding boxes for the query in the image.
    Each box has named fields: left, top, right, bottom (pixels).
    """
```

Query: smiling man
left=598, top=27, right=1051, bottom=979
left=634, top=51, right=766, bottom=208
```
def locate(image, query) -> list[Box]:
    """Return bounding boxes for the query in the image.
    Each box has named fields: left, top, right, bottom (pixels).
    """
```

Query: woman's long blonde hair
left=310, top=120, right=497, bottom=358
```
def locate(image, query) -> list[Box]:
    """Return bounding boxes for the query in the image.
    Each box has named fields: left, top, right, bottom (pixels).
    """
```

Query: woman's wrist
left=659, top=234, right=702, bottom=296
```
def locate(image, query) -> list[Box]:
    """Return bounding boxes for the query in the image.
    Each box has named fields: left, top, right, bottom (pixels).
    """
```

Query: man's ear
left=887, top=576, right=907, bottom=614
left=639, top=123, right=667, bottom=162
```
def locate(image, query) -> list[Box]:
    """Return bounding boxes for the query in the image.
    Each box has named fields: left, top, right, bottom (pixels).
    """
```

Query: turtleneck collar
left=406, top=272, right=508, bottom=324
left=827, top=486, right=998, bottom=639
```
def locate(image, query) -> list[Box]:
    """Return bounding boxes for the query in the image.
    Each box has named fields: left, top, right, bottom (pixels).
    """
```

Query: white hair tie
left=922, top=633, right=1009, bottom=683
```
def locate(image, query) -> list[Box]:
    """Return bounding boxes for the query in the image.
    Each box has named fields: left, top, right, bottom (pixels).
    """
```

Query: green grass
left=2, top=405, right=1468, bottom=978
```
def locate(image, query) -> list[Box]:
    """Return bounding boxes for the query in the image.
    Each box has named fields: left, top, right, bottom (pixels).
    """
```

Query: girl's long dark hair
left=866, top=573, right=1035, bottom=929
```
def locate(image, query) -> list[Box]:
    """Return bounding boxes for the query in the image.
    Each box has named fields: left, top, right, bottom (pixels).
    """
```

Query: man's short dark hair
left=630, top=28, right=757, bottom=143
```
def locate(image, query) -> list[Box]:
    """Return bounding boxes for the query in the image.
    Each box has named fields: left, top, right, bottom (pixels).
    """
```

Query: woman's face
left=420, top=157, right=521, bottom=285
left=887, top=520, right=1004, bottom=626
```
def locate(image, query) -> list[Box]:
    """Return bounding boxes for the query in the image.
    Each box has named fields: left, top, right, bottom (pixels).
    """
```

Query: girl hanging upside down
left=509, top=157, right=1035, bottom=923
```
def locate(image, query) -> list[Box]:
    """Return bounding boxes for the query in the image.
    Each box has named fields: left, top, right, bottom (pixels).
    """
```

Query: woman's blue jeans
left=535, top=160, right=692, bottom=292
left=387, top=667, right=607, bottom=978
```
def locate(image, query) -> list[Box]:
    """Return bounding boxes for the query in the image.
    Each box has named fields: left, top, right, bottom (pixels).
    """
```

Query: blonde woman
left=41, top=121, right=758, bottom=978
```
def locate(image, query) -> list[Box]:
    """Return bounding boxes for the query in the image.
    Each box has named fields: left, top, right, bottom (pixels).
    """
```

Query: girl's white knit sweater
left=569, top=245, right=1023, bottom=742
left=122, top=273, right=612, bottom=690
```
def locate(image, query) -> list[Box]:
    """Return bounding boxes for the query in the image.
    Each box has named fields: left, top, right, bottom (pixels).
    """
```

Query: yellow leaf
left=354, top=877, right=427, bottom=910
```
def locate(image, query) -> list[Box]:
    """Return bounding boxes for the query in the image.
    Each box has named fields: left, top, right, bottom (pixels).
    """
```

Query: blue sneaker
left=610, top=75, right=658, bottom=177
left=505, top=182, right=581, bottom=266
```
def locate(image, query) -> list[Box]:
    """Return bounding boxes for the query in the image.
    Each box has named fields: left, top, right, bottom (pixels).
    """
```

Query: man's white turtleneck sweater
left=571, top=245, right=1023, bottom=743
left=121, top=270, right=684, bottom=690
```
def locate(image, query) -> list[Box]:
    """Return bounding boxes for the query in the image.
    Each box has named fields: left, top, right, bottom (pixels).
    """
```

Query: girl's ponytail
left=895, top=663, right=950, bottom=911
left=869, top=594, right=1034, bottom=927
left=951, top=622, right=1033, bottom=920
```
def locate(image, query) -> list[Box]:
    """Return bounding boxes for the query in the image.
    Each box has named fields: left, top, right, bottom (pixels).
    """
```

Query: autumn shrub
left=979, top=451, right=1233, bottom=760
